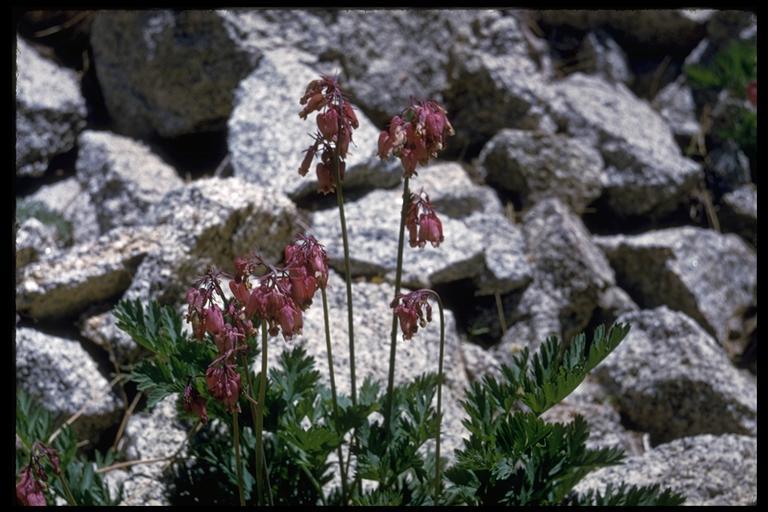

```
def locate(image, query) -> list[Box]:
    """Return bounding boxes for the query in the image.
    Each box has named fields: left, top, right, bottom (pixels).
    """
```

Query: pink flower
left=405, top=191, right=445, bottom=248
left=204, top=307, right=225, bottom=336
left=377, top=100, right=454, bottom=177
left=183, top=383, right=209, bottom=424
left=206, top=362, right=241, bottom=410
left=390, top=290, right=433, bottom=340
left=277, top=301, right=303, bottom=340
left=317, top=108, right=339, bottom=139
left=316, top=162, right=334, bottom=195
left=287, top=265, right=317, bottom=309
left=16, top=467, right=46, bottom=506
left=299, top=143, right=318, bottom=177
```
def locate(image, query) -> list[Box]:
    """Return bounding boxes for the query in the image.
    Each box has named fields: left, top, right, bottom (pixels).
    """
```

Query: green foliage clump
left=16, top=199, right=74, bottom=246
left=685, top=41, right=756, bottom=97
left=16, top=392, right=121, bottom=506
left=685, top=40, right=757, bottom=159
left=112, top=300, right=685, bottom=506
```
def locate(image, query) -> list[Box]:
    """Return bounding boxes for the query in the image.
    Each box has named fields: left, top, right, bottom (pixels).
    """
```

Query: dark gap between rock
left=15, top=146, right=79, bottom=198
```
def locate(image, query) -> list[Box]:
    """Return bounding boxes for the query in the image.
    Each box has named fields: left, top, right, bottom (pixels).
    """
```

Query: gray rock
left=653, top=78, right=700, bottom=142
left=464, top=211, right=533, bottom=296
left=80, top=311, right=140, bottom=365
left=414, top=161, right=503, bottom=218
left=478, top=129, right=604, bottom=214
left=445, top=14, right=557, bottom=151
left=549, top=73, right=703, bottom=218
left=76, top=131, right=184, bottom=233
left=576, top=30, right=633, bottom=85
left=592, top=285, right=639, bottom=327
left=574, top=434, right=756, bottom=506
left=497, top=198, right=615, bottom=358
left=127, top=177, right=300, bottom=305
left=596, top=227, right=756, bottom=344
left=594, top=307, right=756, bottom=444
left=16, top=226, right=163, bottom=319
left=16, top=37, right=86, bottom=177
left=116, top=394, right=187, bottom=506
left=705, top=138, right=752, bottom=198
left=16, top=327, right=123, bottom=439
left=326, top=10, right=482, bottom=125
left=535, top=10, right=711, bottom=51
left=263, top=270, right=470, bottom=461
left=90, top=10, right=262, bottom=137
left=460, top=341, right=503, bottom=382
left=542, top=401, right=642, bottom=456
left=23, top=178, right=99, bottom=245
left=707, top=10, right=756, bottom=45
left=228, top=48, right=400, bottom=201
left=310, top=186, right=486, bottom=289
left=16, top=218, right=59, bottom=268
left=719, top=183, right=756, bottom=246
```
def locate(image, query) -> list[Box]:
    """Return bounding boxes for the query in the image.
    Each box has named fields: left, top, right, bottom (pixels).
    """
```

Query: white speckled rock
left=16, top=37, right=86, bottom=177
left=542, top=401, right=642, bottom=456
left=114, top=394, right=187, bottom=506
left=595, top=227, right=756, bottom=344
left=719, top=183, right=756, bottom=246
left=594, top=307, right=756, bottom=443
left=126, top=177, right=300, bottom=304
left=497, top=198, right=615, bottom=358
left=310, top=187, right=485, bottom=289
left=549, top=73, right=702, bottom=218
left=414, top=161, right=503, bottom=218
left=478, top=129, right=604, bottom=214
left=76, top=131, right=183, bottom=233
left=574, top=434, right=756, bottom=506
left=653, top=78, right=700, bottom=141
left=464, top=211, right=533, bottom=296
left=228, top=48, right=400, bottom=201
left=445, top=13, right=557, bottom=151
left=16, top=327, right=123, bottom=439
left=16, top=218, right=58, bottom=268
left=23, top=178, right=99, bottom=245
left=90, top=10, right=262, bottom=137
left=16, top=226, right=163, bottom=320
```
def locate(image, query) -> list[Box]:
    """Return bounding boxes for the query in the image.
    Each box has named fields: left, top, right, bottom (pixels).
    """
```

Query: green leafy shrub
left=108, top=300, right=684, bottom=506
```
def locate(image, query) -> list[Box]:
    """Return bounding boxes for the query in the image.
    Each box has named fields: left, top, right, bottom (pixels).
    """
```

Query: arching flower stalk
left=377, top=99, right=454, bottom=444
left=390, top=289, right=447, bottom=501
left=298, top=75, right=361, bottom=414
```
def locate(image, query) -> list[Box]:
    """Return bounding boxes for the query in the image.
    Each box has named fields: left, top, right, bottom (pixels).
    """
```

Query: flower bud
left=278, top=301, right=303, bottom=340
left=183, top=384, right=209, bottom=424
left=317, top=108, right=339, bottom=139
left=206, top=363, right=241, bottom=410
left=316, top=162, right=334, bottom=195
left=299, top=144, right=317, bottom=176
left=16, top=467, right=46, bottom=506
left=419, top=213, right=444, bottom=248
left=204, top=307, right=225, bottom=335
left=343, top=101, right=359, bottom=129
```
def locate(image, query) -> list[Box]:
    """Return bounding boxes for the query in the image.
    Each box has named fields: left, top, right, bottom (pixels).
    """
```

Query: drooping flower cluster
left=16, top=442, right=61, bottom=506
left=405, top=190, right=444, bottom=248
left=298, top=75, right=359, bottom=194
left=184, top=237, right=330, bottom=413
left=390, top=290, right=434, bottom=340
left=377, top=100, right=455, bottom=177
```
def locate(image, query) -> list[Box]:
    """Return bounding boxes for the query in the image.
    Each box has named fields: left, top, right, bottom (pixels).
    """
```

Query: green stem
left=424, top=290, right=446, bottom=502
left=385, top=176, right=410, bottom=440
left=232, top=409, right=245, bottom=506
left=240, top=351, right=261, bottom=503
left=321, top=287, right=349, bottom=505
left=333, top=144, right=357, bottom=407
left=254, top=321, right=269, bottom=506
left=58, top=471, right=77, bottom=506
